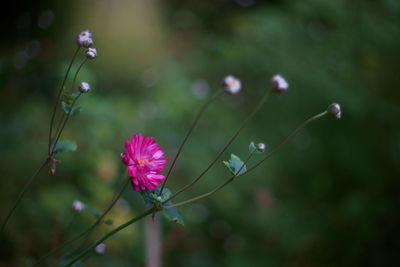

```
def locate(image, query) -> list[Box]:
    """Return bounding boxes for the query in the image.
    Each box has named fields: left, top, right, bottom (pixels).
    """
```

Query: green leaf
left=61, top=101, right=81, bottom=115
left=249, top=142, right=257, bottom=153
left=86, top=207, right=100, bottom=219
left=53, top=141, right=77, bottom=154
left=223, top=154, right=247, bottom=175
left=103, top=219, right=113, bottom=226
left=163, top=201, right=184, bottom=225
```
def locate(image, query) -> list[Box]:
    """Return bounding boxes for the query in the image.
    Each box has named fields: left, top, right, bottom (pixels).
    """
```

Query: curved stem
left=166, top=89, right=272, bottom=203
left=166, top=110, right=328, bottom=209
left=50, top=93, right=82, bottom=155
left=1, top=157, right=50, bottom=233
left=159, top=90, right=223, bottom=195
left=48, top=47, right=80, bottom=155
left=64, top=207, right=156, bottom=266
left=33, top=178, right=130, bottom=266
left=165, top=151, right=255, bottom=209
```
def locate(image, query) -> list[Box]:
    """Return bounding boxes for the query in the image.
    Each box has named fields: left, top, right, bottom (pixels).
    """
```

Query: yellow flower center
left=137, top=158, right=149, bottom=167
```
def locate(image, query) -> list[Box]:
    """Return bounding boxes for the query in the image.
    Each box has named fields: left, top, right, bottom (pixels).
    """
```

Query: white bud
left=94, top=243, right=106, bottom=255
left=271, top=74, right=288, bottom=93
left=223, top=75, right=241, bottom=95
left=256, top=143, right=266, bottom=152
left=79, top=82, right=90, bottom=93
left=328, top=103, right=341, bottom=119
left=72, top=200, right=85, bottom=213
left=86, top=48, right=97, bottom=59
left=76, top=30, right=93, bottom=48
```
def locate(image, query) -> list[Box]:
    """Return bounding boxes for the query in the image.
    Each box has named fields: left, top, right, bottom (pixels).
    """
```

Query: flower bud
left=327, top=103, right=341, bottom=119
left=76, top=30, right=93, bottom=48
left=94, top=243, right=106, bottom=255
left=271, top=74, right=288, bottom=93
left=79, top=82, right=91, bottom=93
left=256, top=143, right=266, bottom=152
left=72, top=200, right=85, bottom=213
left=223, top=75, right=241, bottom=95
left=86, top=48, right=97, bottom=59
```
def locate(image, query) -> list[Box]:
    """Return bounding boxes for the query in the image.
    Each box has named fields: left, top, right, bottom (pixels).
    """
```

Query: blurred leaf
left=61, top=101, right=81, bottom=115
left=249, top=141, right=257, bottom=153
left=223, top=154, right=247, bottom=175
left=87, top=206, right=100, bottom=219
left=63, top=92, right=78, bottom=103
left=103, top=219, right=113, bottom=226
left=54, top=141, right=77, bottom=154
left=163, top=201, right=184, bottom=225
left=140, top=186, right=171, bottom=207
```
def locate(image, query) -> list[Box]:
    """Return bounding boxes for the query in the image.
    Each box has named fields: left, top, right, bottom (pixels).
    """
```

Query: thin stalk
left=48, top=47, right=80, bottom=155
left=166, top=89, right=272, bottom=203
left=1, top=157, right=50, bottom=233
left=50, top=93, right=82, bottom=155
left=165, top=151, right=255, bottom=209
left=54, top=58, right=88, bottom=137
left=166, top=111, right=328, bottom=209
left=64, top=207, right=156, bottom=266
left=33, top=178, right=130, bottom=266
left=159, top=90, right=223, bottom=195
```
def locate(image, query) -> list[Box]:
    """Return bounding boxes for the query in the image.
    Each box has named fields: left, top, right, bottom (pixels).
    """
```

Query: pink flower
left=121, top=134, right=166, bottom=191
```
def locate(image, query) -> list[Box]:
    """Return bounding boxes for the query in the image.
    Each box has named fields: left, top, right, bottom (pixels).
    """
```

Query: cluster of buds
left=94, top=243, right=106, bottom=255
left=223, top=75, right=242, bottom=95
left=271, top=74, right=289, bottom=93
left=328, top=103, right=341, bottom=119
left=86, top=48, right=97, bottom=59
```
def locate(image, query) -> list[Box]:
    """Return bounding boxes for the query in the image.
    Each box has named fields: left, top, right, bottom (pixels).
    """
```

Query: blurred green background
left=1, top=0, right=400, bottom=266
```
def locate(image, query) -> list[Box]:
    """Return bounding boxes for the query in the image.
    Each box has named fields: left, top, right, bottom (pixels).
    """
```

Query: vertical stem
left=145, top=215, right=162, bottom=267
left=159, top=90, right=223, bottom=195
left=50, top=93, right=82, bottom=155
left=48, top=47, right=80, bottom=155
left=1, top=157, right=50, bottom=233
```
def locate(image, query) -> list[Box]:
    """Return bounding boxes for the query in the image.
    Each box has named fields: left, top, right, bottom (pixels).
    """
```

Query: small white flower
left=271, top=74, right=289, bottom=93
left=256, top=143, right=266, bottom=152
left=328, top=103, right=341, bottom=119
left=72, top=200, right=85, bottom=213
left=223, top=75, right=242, bottom=95
left=79, top=82, right=91, bottom=93
left=94, top=243, right=106, bottom=255
left=76, top=30, right=93, bottom=48
left=86, top=48, right=97, bottom=59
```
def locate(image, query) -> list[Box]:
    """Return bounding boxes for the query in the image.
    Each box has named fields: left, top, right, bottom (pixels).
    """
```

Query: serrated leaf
left=54, top=141, right=77, bottom=154
left=61, top=101, right=81, bottom=115
left=249, top=142, right=257, bottom=153
left=87, top=207, right=100, bottom=218
left=223, top=154, right=247, bottom=175
left=163, top=201, right=184, bottom=225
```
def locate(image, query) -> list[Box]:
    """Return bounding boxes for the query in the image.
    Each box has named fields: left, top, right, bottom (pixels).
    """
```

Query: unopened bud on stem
left=79, top=82, right=91, bottom=93
left=256, top=143, right=266, bottom=152
left=86, top=48, right=97, bottom=59
left=72, top=200, right=85, bottom=213
left=223, top=75, right=241, bottom=95
left=94, top=243, right=106, bottom=255
left=76, top=30, right=93, bottom=48
left=271, top=74, right=288, bottom=93
left=327, top=103, right=341, bottom=119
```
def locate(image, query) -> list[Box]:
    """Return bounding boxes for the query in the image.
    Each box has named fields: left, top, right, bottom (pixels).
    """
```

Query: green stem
left=48, top=47, right=80, bottom=155
left=32, top=178, right=130, bottom=266
left=50, top=93, right=82, bottom=155
left=165, top=151, right=255, bottom=209
left=166, top=89, right=272, bottom=203
left=159, top=90, right=223, bottom=195
left=166, top=110, right=328, bottom=209
left=1, top=157, right=50, bottom=233
left=54, top=58, right=88, bottom=137
left=64, top=207, right=156, bottom=266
